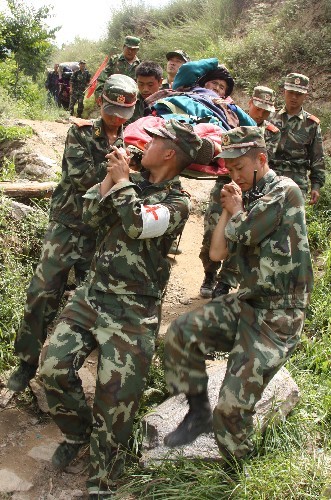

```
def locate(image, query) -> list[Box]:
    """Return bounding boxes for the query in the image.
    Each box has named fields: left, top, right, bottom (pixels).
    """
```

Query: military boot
left=163, top=392, right=213, bottom=447
left=7, top=360, right=37, bottom=392
left=52, top=441, right=83, bottom=469
left=212, top=281, right=231, bottom=298
left=199, top=272, right=216, bottom=298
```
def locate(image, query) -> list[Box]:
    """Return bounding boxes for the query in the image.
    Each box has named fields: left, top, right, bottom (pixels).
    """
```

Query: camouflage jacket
left=260, top=120, right=281, bottom=160
left=269, top=107, right=325, bottom=192
left=94, top=53, right=140, bottom=99
left=82, top=173, right=191, bottom=298
left=49, top=118, right=123, bottom=234
left=70, top=69, right=91, bottom=94
left=225, top=169, right=313, bottom=309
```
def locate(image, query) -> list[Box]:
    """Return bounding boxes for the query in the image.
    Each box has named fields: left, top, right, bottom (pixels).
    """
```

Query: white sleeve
left=138, top=204, right=171, bottom=239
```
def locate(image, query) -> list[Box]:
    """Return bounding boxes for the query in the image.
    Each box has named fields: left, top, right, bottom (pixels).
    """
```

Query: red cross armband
left=138, top=204, right=170, bottom=239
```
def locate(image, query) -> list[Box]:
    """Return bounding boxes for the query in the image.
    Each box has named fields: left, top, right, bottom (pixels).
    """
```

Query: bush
left=0, top=194, right=49, bottom=370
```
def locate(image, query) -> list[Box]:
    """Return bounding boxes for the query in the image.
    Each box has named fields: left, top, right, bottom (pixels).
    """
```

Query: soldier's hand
left=221, top=183, right=242, bottom=215
left=309, top=189, right=320, bottom=205
left=106, top=147, right=130, bottom=184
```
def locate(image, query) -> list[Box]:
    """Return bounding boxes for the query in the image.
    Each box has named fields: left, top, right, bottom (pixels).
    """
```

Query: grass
left=0, top=194, right=49, bottom=370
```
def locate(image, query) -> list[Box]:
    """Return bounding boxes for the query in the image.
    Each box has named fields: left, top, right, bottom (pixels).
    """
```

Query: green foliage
left=0, top=0, right=58, bottom=87
left=0, top=124, right=33, bottom=142
left=306, top=161, right=331, bottom=252
left=0, top=59, right=69, bottom=121
left=0, top=157, right=16, bottom=181
left=0, top=194, right=49, bottom=370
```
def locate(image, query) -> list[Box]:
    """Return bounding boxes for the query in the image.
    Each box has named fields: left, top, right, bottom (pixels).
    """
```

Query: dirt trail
left=0, top=119, right=215, bottom=499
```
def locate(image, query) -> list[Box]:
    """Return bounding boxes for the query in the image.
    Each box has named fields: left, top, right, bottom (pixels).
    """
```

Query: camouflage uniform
left=40, top=171, right=190, bottom=494
left=69, top=66, right=91, bottom=117
left=269, top=108, right=325, bottom=194
left=269, top=72, right=325, bottom=195
left=14, top=117, right=123, bottom=367
left=165, top=127, right=313, bottom=460
left=199, top=123, right=280, bottom=289
left=40, top=119, right=216, bottom=495
left=95, top=55, right=140, bottom=100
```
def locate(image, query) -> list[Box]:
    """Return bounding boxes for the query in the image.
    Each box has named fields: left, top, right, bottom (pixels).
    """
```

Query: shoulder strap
left=266, top=122, right=280, bottom=133
left=307, top=114, right=320, bottom=124
left=69, top=117, right=93, bottom=127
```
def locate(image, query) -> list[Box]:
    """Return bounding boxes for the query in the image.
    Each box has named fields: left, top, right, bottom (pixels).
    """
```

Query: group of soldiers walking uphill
left=9, top=32, right=325, bottom=499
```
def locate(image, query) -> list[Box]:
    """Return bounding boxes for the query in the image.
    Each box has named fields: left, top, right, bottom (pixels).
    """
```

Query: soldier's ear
left=163, top=148, right=176, bottom=161
left=258, top=152, right=267, bottom=166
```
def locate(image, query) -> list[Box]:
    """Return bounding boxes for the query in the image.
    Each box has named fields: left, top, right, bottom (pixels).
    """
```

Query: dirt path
left=0, top=120, right=216, bottom=499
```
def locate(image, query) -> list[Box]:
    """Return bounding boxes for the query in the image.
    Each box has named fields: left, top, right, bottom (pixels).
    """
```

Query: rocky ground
left=0, top=119, right=216, bottom=499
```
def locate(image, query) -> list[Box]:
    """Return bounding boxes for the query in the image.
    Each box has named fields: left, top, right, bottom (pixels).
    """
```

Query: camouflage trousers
left=199, top=176, right=238, bottom=287
left=15, top=221, right=96, bottom=366
left=164, top=293, right=305, bottom=459
left=40, top=284, right=161, bottom=494
left=69, top=91, right=85, bottom=117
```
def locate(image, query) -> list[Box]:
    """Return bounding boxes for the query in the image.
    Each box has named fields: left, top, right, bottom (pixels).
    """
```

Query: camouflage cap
left=252, top=85, right=275, bottom=112
left=144, top=119, right=213, bottom=162
left=79, top=60, right=86, bottom=64
left=166, top=50, right=190, bottom=62
left=102, top=74, right=138, bottom=120
left=218, top=126, right=266, bottom=158
left=284, top=73, right=309, bottom=93
left=123, top=35, right=141, bottom=48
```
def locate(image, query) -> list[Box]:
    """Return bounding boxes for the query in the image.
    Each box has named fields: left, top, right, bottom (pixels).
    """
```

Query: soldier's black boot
left=212, top=281, right=231, bottom=299
left=7, top=360, right=37, bottom=392
left=164, top=392, right=213, bottom=447
left=52, top=441, right=83, bottom=469
left=199, top=272, right=217, bottom=298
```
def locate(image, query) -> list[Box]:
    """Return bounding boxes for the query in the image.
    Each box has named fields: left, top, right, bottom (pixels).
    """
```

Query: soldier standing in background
left=7, top=75, right=138, bottom=393
left=248, top=85, right=281, bottom=157
left=163, top=126, right=313, bottom=463
left=161, top=50, right=190, bottom=89
left=69, top=60, right=91, bottom=117
left=269, top=72, right=325, bottom=204
left=45, top=63, right=60, bottom=104
left=94, top=35, right=141, bottom=101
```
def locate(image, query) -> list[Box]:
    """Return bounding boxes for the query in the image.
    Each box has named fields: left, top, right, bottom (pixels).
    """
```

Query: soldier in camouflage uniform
left=163, top=126, right=313, bottom=462
left=94, top=35, right=141, bottom=101
left=7, top=74, right=138, bottom=394
left=161, top=50, right=190, bottom=89
left=39, top=120, right=214, bottom=498
left=201, top=85, right=282, bottom=299
left=200, top=85, right=281, bottom=299
left=69, top=60, right=91, bottom=117
left=269, top=72, right=325, bottom=204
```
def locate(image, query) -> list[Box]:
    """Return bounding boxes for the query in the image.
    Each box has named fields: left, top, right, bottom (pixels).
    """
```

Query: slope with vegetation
left=0, top=0, right=331, bottom=497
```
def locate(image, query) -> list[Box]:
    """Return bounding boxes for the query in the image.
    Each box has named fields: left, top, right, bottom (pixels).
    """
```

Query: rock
left=0, top=385, right=15, bottom=408
left=0, top=469, right=33, bottom=493
left=28, top=440, right=59, bottom=461
left=10, top=200, right=35, bottom=220
left=57, top=489, right=85, bottom=499
left=141, top=360, right=300, bottom=465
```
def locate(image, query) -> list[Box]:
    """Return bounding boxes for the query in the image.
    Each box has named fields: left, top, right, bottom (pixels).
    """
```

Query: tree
left=0, top=0, right=59, bottom=91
